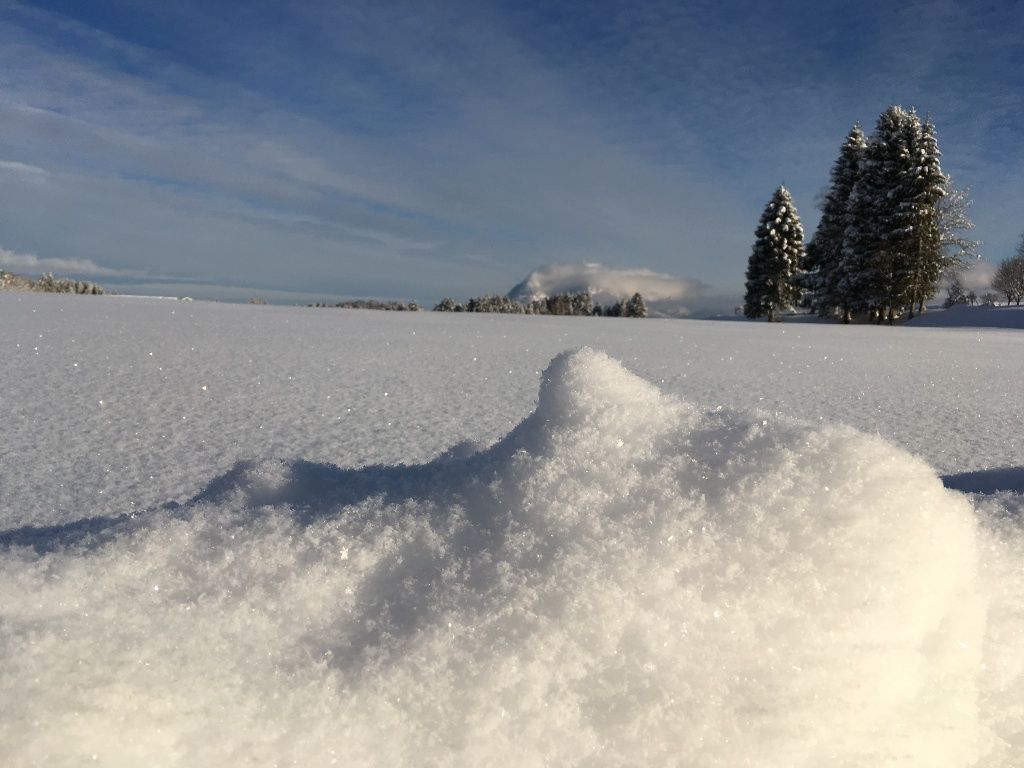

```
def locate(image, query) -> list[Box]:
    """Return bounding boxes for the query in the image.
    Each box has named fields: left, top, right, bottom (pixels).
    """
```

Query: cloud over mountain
left=507, top=263, right=706, bottom=309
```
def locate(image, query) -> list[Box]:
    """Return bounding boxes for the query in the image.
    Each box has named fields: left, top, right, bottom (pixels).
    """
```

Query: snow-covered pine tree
left=840, top=106, right=927, bottom=322
left=433, top=297, right=459, bottom=312
left=624, top=292, right=647, bottom=318
left=903, top=114, right=948, bottom=317
left=805, top=124, right=866, bottom=321
left=744, top=186, right=804, bottom=321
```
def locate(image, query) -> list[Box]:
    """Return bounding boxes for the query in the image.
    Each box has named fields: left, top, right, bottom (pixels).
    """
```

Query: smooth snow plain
left=1, top=293, right=1022, bottom=767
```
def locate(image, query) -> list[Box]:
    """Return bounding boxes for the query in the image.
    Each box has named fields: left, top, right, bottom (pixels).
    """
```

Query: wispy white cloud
left=0, top=159, right=50, bottom=180
left=0, top=246, right=141, bottom=278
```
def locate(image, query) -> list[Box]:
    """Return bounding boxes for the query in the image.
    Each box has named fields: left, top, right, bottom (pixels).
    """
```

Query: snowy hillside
left=1, top=293, right=1022, bottom=766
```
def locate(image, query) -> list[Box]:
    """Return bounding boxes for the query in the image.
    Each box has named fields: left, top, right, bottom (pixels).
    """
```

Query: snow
left=1, top=293, right=1023, bottom=766
left=907, top=304, right=1024, bottom=329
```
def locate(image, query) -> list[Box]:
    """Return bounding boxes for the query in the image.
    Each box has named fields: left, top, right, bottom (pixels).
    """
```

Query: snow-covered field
left=2, top=293, right=1022, bottom=766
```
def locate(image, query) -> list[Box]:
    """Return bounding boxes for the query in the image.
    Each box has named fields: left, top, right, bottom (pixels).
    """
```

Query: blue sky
left=1, top=0, right=1021, bottom=306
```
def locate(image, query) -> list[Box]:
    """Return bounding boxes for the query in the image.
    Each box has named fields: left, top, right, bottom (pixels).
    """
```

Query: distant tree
left=744, top=186, right=804, bottom=321
left=312, top=299, right=419, bottom=311
left=992, top=254, right=1024, bottom=306
left=570, top=291, right=594, bottom=316
left=538, top=291, right=594, bottom=316
left=433, top=297, right=460, bottom=312
left=465, top=295, right=527, bottom=313
left=36, top=272, right=58, bottom=292
left=804, top=124, right=866, bottom=321
left=623, top=292, right=648, bottom=318
left=546, top=293, right=573, bottom=316
left=943, top=276, right=968, bottom=308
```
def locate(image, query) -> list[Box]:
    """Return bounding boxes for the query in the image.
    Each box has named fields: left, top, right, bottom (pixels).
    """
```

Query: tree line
left=744, top=105, right=982, bottom=323
left=0, top=270, right=106, bottom=295
left=433, top=291, right=648, bottom=317
left=309, top=299, right=420, bottom=311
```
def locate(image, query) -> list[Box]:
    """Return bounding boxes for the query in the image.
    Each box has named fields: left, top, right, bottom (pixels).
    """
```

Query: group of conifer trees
left=433, top=291, right=648, bottom=317
left=744, top=105, right=977, bottom=323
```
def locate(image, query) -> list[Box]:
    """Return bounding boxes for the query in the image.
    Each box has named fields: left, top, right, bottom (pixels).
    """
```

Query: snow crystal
left=2, top=344, right=1022, bottom=766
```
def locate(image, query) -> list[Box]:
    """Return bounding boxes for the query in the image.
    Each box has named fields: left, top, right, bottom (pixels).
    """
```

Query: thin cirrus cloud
left=0, top=0, right=1021, bottom=303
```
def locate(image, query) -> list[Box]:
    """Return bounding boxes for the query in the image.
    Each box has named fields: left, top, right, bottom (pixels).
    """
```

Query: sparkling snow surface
left=1, top=293, right=1022, bottom=767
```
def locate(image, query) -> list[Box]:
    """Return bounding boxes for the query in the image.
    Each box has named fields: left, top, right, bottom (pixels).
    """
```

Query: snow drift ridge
left=1, top=348, right=1022, bottom=766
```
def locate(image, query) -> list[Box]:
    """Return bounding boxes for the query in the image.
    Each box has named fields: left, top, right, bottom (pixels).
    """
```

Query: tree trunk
left=767, top=307, right=775, bottom=322
left=842, top=308, right=851, bottom=324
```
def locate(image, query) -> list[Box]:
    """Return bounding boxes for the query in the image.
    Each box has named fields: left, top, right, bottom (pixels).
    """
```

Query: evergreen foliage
left=429, top=290, right=640, bottom=318
left=433, top=297, right=461, bottom=312
left=805, top=124, right=866, bottom=321
left=743, top=186, right=804, bottom=321
left=839, top=106, right=923, bottom=321
left=311, top=299, right=419, bottom=310
left=802, top=105, right=976, bottom=324
left=0, top=270, right=105, bottom=295
left=623, top=292, right=648, bottom=318
left=465, top=295, right=528, bottom=313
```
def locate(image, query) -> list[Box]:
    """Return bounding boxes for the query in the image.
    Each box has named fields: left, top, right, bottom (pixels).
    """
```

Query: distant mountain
left=507, top=263, right=706, bottom=316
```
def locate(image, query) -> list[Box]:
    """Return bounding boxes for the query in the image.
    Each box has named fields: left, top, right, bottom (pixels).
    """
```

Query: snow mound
left=2, top=348, right=1022, bottom=766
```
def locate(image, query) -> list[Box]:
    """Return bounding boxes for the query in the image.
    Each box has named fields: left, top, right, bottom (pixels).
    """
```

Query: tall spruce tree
left=838, top=106, right=961, bottom=323
left=744, top=186, right=804, bottom=321
left=805, top=124, right=866, bottom=321
left=903, top=115, right=948, bottom=317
